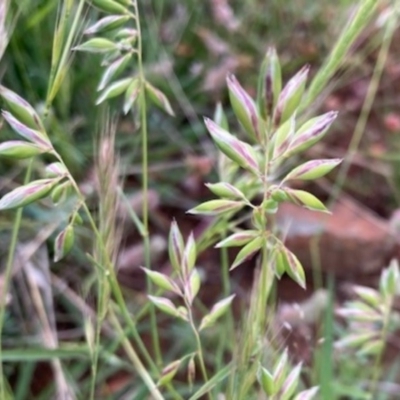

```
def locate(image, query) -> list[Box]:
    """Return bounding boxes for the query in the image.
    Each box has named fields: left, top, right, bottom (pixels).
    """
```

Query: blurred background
left=2, top=0, right=400, bottom=398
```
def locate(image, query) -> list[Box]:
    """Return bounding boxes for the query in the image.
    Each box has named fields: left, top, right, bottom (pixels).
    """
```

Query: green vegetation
left=0, top=0, right=399, bottom=399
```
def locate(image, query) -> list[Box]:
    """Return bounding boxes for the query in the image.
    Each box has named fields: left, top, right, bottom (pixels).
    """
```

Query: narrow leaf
left=272, top=113, right=296, bottom=159
left=280, top=363, right=302, bottom=400
left=157, top=359, right=182, bottom=387
left=91, top=0, right=128, bottom=13
left=54, top=225, right=74, bottom=262
left=0, top=86, right=45, bottom=131
left=227, top=74, right=262, bottom=143
left=230, top=236, right=263, bottom=270
left=215, top=230, right=260, bottom=248
left=145, top=82, right=174, bottom=116
left=98, top=53, right=133, bottom=91
left=283, top=247, right=306, bottom=289
left=274, top=65, right=309, bottom=125
left=204, top=117, right=260, bottom=175
left=96, top=77, right=132, bottom=104
left=73, top=38, right=118, bottom=53
left=335, top=332, right=377, bottom=349
left=0, top=179, right=58, bottom=210
left=205, top=182, right=247, bottom=200
left=141, top=268, right=180, bottom=294
left=2, top=111, right=51, bottom=147
left=0, top=141, right=48, bottom=159
left=286, top=189, right=329, bottom=213
left=183, top=233, right=196, bottom=275
left=169, top=220, right=184, bottom=273
left=358, top=340, right=384, bottom=357
left=199, top=294, right=235, bottom=331
left=283, top=159, right=342, bottom=182
left=148, top=296, right=181, bottom=319
left=188, top=199, right=244, bottom=216
left=258, top=47, right=281, bottom=119
left=45, top=162, right=68, bottom=178
left=353, top=286, right=381, bottom=308
left=84, top=15, right=130, bottom=35
left=294, top=386, right=319, bottom=400
left=214, top=102, right=229, bottom=131
left=258, top=366, right=276, bottom=396
left=185, top=268, right=201, bottom=305
left=123, top=77, right=140, bottom=114
left=51, top=181, right=71, bottom=205
left=287, top=111, right=338, bottom=156
left=273, top=349, right=289, bottom=388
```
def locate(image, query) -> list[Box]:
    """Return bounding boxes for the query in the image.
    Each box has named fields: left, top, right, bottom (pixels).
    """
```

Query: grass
left=0, top=0, right=400, bottom=399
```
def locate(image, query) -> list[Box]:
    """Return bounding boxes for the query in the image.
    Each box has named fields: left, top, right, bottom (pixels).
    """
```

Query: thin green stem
left=132, top=0, right=162, bottom=366
left=329, top=3, right=397, bottom=204
left=51, top=154, right=158, bottom=378
left=89, top=247, right=107, bottom=400
left=368, top=296, right=394, bottom=399
left=46, top=0, right=85, bottom=107
left=256, top=240, right=272, bottom=330
left=193, top=328, right=209, bottom=385
left=75, top=188, right=157, bottom=372
left=0, top=160, right=33, bottom=398
left=183, top=293, right=212, bottom=399
left=214, top=243, right=234, bottom=396
left=109, top=309, right=165, bottom=400
left=302, top=0, right=378, bottom=110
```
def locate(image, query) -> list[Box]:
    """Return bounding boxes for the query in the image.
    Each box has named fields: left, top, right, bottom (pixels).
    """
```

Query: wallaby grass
left=0, top=1, right=399, bottom=399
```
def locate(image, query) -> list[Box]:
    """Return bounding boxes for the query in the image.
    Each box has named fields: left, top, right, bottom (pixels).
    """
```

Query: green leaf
left=0, top=141, right=48, bottom=159
left=148, top=296, right=184, bottom=320
left=73, top=38, right=118, bottom=53
left=215, top=230, right=260, bottom=248
left=280, top=363, right=302, bottom=400
left=2, top=111, right=51, bottom=148
left=227, top=73, right=262, bottom=143
left=230, top=236, right=263, bottom=270
left=274, top=65, right=309, bottom=125
left=96, top=77, right=132, bottom=104
left=283, top=159, right=342, bottom=182
left=272, top=113, right=295, bottom=159
left=0, top=179, right=58, bottom=210
left=142, top=268, right=180, bottom=294
left=45, top=162, right=68, bottom=178
left=258, top=47, right=282, bottom=119
left=50, top=181, right=71, bottom=205
left=0, top=86, right=45, bottom=132
left=214, top=102, right=229, bottom=131
left=205, top=182, right=248, bottom=201
left=188, top=363, right=232, bottom=400
left=123, top=77, right=140, bottom=114
left=258, top=366, right=276, bottom=396
left=188, top=199, right=245, bottom=216
left=145, top=81, right=174, bottom=116
left=183, top=232, right=196, bottom=275
left=286, top=189, right=329, bottom=213
left=91, top=0, right=128, bottom=14
left=204, top=117, right=260, bottom=176
left=286, top=111, right=337, bottom=156
left=84, top=15, right=130, bottom=35
left=157, top=359, right=182, bottom=387
left=283, top=246, right=306, bottom=289
left=199, top=295, right=235, bottom=331
left=98, top=53, right=133, bottom=91
left=185, top=268, right=201, bottom=304
left=169, top=220, right=184, bottom=273
left=353, top=286, right=381, bottom=308
left=54, top=225, right=75, bottom=262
